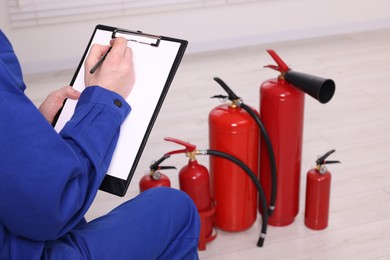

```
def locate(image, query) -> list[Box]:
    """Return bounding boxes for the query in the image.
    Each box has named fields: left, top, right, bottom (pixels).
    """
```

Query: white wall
left=1, top=0, right=390, bottom=75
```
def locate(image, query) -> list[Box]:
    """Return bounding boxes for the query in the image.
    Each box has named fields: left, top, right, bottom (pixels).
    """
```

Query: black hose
left=240, top=103, right=277, bottom=216
left=204, top=149, right=268, bottom=247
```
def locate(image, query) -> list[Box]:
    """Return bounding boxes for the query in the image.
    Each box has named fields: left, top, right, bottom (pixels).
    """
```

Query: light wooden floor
left=24, top=28, right=390, bottom=259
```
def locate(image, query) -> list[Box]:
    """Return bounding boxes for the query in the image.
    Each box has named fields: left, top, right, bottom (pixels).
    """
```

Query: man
left=0, top=29, right=200, bottom=259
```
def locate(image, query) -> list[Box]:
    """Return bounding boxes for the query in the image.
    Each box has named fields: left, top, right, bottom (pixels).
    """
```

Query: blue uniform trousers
left=42, top=187, right=200, bottom=260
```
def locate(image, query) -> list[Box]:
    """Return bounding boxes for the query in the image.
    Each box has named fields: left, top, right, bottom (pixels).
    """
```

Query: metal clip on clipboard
left=90, top=29, right=161, bottom=74
left=113, top=29, right=161, bottom=47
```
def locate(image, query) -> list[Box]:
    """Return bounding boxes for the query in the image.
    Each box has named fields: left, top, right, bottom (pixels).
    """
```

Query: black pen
left=89, top=47, right=112, bottom=74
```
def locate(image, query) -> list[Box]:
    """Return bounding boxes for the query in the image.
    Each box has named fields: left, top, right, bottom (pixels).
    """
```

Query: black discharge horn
left=266, top=49, right=336, bottom=104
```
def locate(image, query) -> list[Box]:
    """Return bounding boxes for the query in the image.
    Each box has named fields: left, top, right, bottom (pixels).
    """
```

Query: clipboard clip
left=113, top=29, right=161, bottom=47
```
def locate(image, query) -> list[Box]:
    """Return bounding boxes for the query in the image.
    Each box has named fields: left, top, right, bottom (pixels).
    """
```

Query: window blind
left=8, top=0, right=258, bottom=28
left=7, top=0, right=241, bottom=28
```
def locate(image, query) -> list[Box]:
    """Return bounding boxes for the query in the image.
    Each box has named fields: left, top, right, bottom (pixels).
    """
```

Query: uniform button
left=114, top=99, right=122, bottom=108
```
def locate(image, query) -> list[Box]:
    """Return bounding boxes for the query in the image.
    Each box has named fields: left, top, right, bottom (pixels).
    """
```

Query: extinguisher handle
left=211, top=94, right=229, bottom=100
left=264, top=49, right=290, bottom=73
left=323, top=160, right=341, bottom=165
left=158, top=166, right=177, bottom=170
left=164, top=137, right=197, bottom=154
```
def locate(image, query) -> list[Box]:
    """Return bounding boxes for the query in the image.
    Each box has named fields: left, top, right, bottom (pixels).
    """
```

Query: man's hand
left=39, top=86, right=80, bottom=124
left=84, top=37, right=135, bottom=99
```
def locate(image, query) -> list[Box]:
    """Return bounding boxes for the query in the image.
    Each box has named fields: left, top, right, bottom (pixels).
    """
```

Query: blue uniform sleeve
left=0, top=30, right=131, bottom=241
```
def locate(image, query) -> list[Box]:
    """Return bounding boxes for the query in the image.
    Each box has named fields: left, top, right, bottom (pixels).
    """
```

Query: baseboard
left=186, top=18, right=390, bottom=54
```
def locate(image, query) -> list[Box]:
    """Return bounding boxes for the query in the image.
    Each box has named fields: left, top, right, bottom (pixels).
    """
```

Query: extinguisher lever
left=213, top=77, right=240, bottom=101
left=150, top=154, right=171, bottom=171
left=264, top=49, right=290, bottom=74
left=164, top=137, right=197, bottom=157
left=316, top=149, right=336, bottom=165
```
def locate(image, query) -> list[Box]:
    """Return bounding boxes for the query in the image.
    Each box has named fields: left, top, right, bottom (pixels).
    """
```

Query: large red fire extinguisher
left=259, top=49, right=336, bottom=226
left=210, top=77, right=277, bottom=213
left=163, top=137, right=217, bottom=250
left=139, top=154, right=174, bottom=192
left=305, top=149, right=340, bottom=230
left=209, top=83, right=260, bottom=232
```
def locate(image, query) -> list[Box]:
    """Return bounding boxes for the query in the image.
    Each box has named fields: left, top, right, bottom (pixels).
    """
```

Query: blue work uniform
left=0, top=30, right=200, bottom=260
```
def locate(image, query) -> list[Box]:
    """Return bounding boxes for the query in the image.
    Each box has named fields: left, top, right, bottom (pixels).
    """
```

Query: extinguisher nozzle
left=268, top=206, right=275, bottom=216
left=284, top=70, right=336, bottom=104
left=257, top=234, right=266, bottom=247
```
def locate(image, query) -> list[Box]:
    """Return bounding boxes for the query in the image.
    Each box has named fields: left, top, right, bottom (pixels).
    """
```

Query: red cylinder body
left=305, top=168, right=331, bottom=230
left=259, top=77, right=304, bottom=226
left=139, top=173, right=171, bottom=192
left=209, top=103, right=259, bottom=231
left=179, top=159, right=213, bottom=237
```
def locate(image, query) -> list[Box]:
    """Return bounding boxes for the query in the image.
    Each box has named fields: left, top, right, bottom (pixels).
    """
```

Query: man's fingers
left=64, top=86, right=81, bottom=100
left=86, top=44, right=111, bottom=66
left=52, top=86, right=80, bottom=101
left=108, top=37, right=128, bottom=57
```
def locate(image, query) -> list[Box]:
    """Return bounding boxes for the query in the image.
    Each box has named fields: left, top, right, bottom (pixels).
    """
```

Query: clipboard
left=53, top=24, right=188, bottom=196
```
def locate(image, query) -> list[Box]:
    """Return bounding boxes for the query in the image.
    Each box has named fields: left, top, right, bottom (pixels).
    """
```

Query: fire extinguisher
left=209, top=86, right=259, bottom=232
left=139, top=154, right=175, bottom=192
left=305, top=149, right=340, bottom=230
left=163, top=137, right=217, bottom=250
left=164, top=137, right=268, bottom=247
left=259, top=49, right=336, bottom=226
left=211, top=77, right=277, bottom=218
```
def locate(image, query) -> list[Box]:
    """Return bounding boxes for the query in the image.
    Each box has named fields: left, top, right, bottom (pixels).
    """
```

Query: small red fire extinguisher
left=164, top=137, right=217, bottom=250
left=305, top=149, right=340, bottom=230
left=259, top=49, right=336, bottom=226
left=139, top=154, right=175, bottom=192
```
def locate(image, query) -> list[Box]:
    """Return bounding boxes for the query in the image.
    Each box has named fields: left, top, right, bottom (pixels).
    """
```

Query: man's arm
left=0, top=37, right=134, bottom=241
